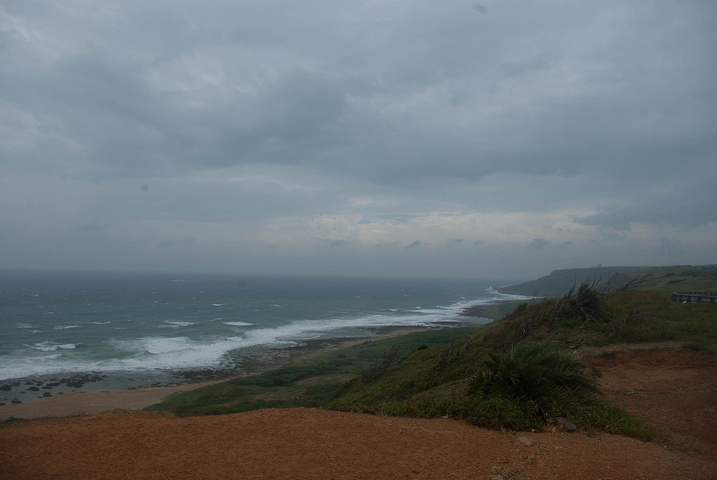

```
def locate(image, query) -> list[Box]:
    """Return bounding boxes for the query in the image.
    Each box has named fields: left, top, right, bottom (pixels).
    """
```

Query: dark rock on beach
left=1, top=373, right=110, bottom=405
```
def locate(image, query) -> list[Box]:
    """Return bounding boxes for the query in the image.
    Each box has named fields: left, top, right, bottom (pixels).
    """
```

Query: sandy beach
left=0, top=381, right=221, bottom=420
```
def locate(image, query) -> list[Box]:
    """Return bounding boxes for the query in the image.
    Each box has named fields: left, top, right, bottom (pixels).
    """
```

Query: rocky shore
left=0, top=325, right=436, bottom=419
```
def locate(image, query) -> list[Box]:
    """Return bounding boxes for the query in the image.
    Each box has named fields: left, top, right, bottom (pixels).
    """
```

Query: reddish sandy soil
left=1, top=348, right=715, bottom=480
left=582, top=347, right=717, bottom=453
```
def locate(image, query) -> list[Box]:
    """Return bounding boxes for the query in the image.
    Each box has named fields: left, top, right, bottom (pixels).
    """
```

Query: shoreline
left=459, top=298, right=527, bottom=319
left=0, top=324, right=453, bottom=421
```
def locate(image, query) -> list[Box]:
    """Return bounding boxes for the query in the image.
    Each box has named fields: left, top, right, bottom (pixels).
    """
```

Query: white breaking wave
left=159, top=321, right=195, bottom=329
left=0, top=293, right=500, bottom=381
left=28, top=342, right=77, bottom=352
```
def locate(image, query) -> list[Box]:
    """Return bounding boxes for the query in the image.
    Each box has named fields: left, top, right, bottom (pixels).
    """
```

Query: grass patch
left=628, top=265, right=717, bottom=291
left=466, top=396, right=542, bottom=431
left=581, top=403, right=669, bottom=443
left=599, top=290, right=717, bottom=345
left=145, top=327, right=477, bottom=416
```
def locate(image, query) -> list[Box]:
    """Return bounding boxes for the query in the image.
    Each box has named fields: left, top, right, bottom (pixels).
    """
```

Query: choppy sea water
left=0, top=271, right=527, bottom=405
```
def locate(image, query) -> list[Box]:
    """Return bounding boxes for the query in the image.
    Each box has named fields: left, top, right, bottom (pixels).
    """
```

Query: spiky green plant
left=468, top=341, right=601, bottom=419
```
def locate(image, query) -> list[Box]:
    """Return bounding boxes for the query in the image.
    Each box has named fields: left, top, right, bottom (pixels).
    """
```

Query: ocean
left=0, top=271, right=525, bottom=405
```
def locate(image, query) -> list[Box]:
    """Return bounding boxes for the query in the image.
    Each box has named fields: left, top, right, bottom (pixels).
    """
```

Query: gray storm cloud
left=0, top=1, right=715, bottom=279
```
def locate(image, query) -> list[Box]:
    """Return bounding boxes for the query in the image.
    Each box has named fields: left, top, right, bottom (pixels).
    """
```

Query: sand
left=0, top=381, right=222, bottom=420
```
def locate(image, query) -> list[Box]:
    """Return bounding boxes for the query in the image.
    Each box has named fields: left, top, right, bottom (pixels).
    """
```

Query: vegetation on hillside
left=626, top=265, right=717, bottom=292
left=145, top=327, right=477, bottom=416
left=497, top=266, right=642, bottom=296
left=326, top=278, right=716, bottom=439
left=468, top=342, right=601, bottom=419
left=148, top=265, right=716, bottom=443
left=498, top=264, right=717, bottom=296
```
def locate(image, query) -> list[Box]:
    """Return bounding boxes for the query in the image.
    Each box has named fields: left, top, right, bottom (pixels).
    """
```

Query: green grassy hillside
left=498, top=266, right=643, bottom=296
left=498, top=264, right=717, bottom=296
left=326, top=283, right=717, bottom=438
left=628, top=265, right=717, bottom=291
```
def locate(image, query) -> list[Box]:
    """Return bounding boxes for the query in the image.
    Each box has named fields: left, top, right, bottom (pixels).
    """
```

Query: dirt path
left=1, top=348, right=715, bottom=479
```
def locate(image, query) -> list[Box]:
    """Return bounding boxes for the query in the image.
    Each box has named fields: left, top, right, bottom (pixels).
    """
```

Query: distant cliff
left=498, top=266, right=643, bottom=297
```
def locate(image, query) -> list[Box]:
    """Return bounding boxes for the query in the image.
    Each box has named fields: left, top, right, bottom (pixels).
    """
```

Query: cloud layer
left=1, top=1, right=715, bottom=279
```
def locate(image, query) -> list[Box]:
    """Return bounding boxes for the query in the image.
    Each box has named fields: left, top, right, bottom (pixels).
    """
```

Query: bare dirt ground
left=582, top=347, right=717, bottom=454
left=1, top=348, right=715, bottom=480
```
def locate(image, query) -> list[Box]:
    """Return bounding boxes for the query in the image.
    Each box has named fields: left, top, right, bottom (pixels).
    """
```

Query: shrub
left=467, top=396, right=541, bottom=431
left=468, top=341, right=601, bottom=419
left=582, top=404, right=667, bottom=443
left=510, top=281, right=610, bottom=344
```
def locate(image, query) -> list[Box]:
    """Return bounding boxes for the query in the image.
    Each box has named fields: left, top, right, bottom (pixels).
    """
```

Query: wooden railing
left=671, top=291, right=717, bottom=304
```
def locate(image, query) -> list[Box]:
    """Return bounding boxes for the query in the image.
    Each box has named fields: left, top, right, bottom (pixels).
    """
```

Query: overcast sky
left=1, top=1, right=715, bottom=280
